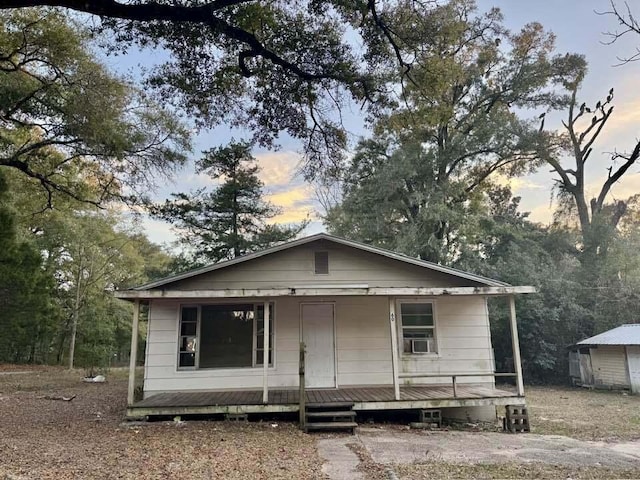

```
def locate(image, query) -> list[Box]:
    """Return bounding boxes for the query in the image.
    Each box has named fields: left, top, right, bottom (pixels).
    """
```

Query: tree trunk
left=68, top=252, right=84, bottom=369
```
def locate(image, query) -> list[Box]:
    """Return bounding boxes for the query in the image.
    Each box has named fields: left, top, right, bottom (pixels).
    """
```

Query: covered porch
left=119, top=285, right=533, bottom=421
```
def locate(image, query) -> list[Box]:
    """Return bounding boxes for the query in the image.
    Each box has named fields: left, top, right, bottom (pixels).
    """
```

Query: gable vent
left=314, top=251, right=329, bottom=274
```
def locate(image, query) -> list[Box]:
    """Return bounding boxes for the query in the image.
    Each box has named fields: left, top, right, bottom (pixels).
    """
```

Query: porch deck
left=127, top=385, right=525, bottom=418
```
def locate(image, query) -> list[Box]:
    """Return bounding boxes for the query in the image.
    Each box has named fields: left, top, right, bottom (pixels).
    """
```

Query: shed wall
left=143, top=295, right=495, bottom=396
left=590, top=346, right=630, bottom=388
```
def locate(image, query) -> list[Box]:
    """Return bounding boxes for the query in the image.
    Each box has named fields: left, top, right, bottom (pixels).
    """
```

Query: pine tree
left=153, top=142, right=307, bottom=266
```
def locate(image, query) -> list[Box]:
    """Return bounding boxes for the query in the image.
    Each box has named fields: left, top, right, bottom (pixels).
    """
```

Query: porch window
left=178, top=307, right=198, bottom=367
left=400, top=302, right=436, bottom=354
left=178, top=303, right=274, bottom=369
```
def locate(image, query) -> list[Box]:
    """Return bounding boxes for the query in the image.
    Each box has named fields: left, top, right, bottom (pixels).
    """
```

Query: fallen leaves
left=0, top=366, right=325, bottom=479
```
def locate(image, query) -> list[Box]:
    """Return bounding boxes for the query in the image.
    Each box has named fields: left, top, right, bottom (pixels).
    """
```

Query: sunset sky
left=109, top=1, right=640, bottom=247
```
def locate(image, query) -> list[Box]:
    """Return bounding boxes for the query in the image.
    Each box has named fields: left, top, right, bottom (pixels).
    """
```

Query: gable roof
left=131, top=233, right=510, bottom=291
left=576, top=324, right=640, bottom=347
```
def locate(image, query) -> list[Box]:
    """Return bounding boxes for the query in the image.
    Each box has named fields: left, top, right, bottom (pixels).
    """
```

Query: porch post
left=262, top=302, right=270, bottom=404
left=388, top=297, right=400, bottom=401
left=127, top=299, right=140, bottom=406
left=508, top=295, right=525, bottom=396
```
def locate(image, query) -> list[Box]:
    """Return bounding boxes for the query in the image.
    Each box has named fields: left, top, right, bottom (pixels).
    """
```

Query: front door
left=627, top=346, right=640, bottom=394
left=301, top=303, right=336, bottom=388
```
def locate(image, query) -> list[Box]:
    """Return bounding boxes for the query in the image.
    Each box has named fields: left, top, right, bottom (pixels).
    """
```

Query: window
left=255, top=304, right=274, bottom=366
left=314, top=251, right=329, bottom=274
left=400, top=302, right=436, bottom=354
left=178, top=303, right=274, bottom=369
left=178, top=307, right=198, bottom=367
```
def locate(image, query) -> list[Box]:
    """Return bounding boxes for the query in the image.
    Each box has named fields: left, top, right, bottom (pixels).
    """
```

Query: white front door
left=301, top=303, right=336, bottom=388
left=627, top=346, right=640, bottom=394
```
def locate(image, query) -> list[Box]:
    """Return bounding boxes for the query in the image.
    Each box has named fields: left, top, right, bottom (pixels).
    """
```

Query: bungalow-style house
left=116, top=233, right=535, bottom=428
left=569, top=324, right=640, bottom=394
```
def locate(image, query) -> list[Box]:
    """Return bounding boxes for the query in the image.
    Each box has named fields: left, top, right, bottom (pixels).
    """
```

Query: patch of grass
left=525, top=386, right=640, bottom=441
left=395, top=461, right=640, bottom=480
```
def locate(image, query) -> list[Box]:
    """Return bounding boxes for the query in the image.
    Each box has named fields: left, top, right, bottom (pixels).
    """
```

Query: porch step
left=306, top=402, right=354, bottom=409
left=305, top=421, right=359, bottom=431
left=303, top=402, right=357, bottom=433
left=306, top=410, right=356, bottom=419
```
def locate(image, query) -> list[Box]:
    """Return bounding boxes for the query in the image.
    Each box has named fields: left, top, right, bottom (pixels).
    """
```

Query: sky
left=106, top=1, right=640, bottom=248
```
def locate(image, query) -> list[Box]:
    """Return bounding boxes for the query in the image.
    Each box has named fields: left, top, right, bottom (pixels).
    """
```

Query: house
left=116, top=233, right=535, bottom=426
left=569, top=324, right=640, bottom=394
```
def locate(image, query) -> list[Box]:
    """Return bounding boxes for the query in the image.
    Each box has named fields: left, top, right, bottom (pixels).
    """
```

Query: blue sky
left=107, top=1, right=640, bottom=247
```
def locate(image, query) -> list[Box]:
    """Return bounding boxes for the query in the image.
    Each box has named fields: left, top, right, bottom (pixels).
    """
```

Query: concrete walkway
left=316, top=436, right=364, bottom=480
left=317, top=427, right=640, bottom=478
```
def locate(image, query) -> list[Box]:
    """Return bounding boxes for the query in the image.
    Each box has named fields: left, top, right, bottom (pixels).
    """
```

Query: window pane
left=182, top=307, right=198, bottom=323
left=401, top=303, right=433, bottom=316
left=402, top=328, right=434, bottom=354
left=179, top=352, right=195, bottom=367
left=180, top=336, right=197, bottom=352
left=199, top=304, right=254, bottom=368
left=181, top=322, right=196, bottom=336
left=402, top=314, right=434, bottom=326
left=256, top=349, right=273, bottom=366
left=403, top=329, right=434, bottom=340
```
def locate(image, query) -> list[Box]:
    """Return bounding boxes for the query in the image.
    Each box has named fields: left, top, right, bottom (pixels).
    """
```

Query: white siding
left=590, top=346, right=630, bottom=388
left=144, top=295, right=495, bottom=396
left=398, top=297, right=495, bottom=385
left=167, top=241, right=479, bottom=291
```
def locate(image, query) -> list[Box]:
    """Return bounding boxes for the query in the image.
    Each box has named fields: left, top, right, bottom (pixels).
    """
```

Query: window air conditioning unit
left=411, top=339, right=429, bottom=353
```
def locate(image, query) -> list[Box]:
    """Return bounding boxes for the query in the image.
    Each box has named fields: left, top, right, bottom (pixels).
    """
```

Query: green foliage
left=325, top=0, right=583, bottom=263
left=454, top=189, right=640, bottom=383
left=0, top=164, right=175, bottom=368
left=0, top=170, right=58, bottom=363
left=96, top=0, right=388, bottom=173
left=0, top=9, right=191, bottom=206
left=152, top=141, right=308, bottom=266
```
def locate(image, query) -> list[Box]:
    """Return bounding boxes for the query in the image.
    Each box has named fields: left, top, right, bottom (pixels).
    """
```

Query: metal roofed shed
left=576, top=324, right=640, bottom=346
left=569, top=324, right=640, bottom=394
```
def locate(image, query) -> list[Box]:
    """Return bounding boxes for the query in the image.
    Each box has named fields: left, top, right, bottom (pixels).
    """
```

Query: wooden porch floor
left=129, top=385, right=523, bottom=417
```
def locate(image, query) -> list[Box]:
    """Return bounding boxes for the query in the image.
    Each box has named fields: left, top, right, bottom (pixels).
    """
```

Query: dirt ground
left=2, top=368, right=640, bottom=480
left=527, top=385, right=640, bottom=441
left=0, top=367, right=322, bottom=479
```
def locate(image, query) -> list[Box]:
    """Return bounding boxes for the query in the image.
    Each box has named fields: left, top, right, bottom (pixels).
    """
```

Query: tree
left=325, top=1, right=583, bottom=263
left=0, top=10, right=190, bottom=206
left=451, top=188, right=585, bottom=382
left=152, top=141, right=307, bottom=265
left=2, top=164, right=175, bottom=368
left=598, top=1, right=640, bottom=64
left=0, top=1, right=411, bottom=173
left=539, top=77, right=640, bottom=269
left=0, top=169, right=58, bottom=363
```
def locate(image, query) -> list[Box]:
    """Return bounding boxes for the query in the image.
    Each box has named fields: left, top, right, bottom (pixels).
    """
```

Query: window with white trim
left=400, top=302, right=436, bottom=354
left=178, top=303, right=274, bottom=369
